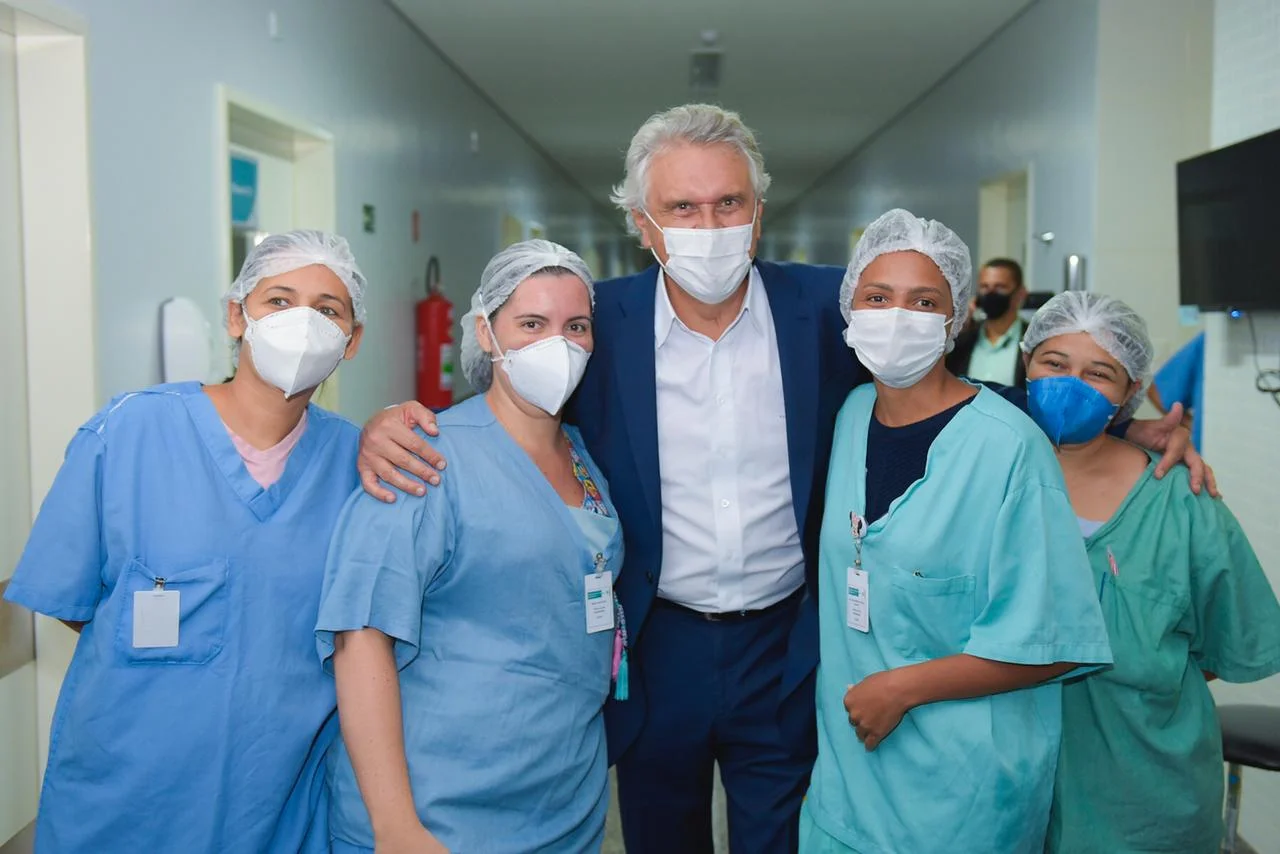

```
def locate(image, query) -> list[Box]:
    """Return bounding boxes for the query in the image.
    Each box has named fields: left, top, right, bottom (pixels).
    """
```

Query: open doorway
left=977, top=169, right=1031, bottom=284
left=0, top=3, right=96, bottom=850
left=214, top=89, right=338, bottom=409
left=0, top=12, right=36, bottom=848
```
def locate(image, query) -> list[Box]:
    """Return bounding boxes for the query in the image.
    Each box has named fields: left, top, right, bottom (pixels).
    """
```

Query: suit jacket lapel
left=613, top=267, right=663, bottom=537
left=759, top=262, right=820, bottom=535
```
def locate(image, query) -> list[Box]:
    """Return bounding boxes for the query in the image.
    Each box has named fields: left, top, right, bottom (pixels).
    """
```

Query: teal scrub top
left=806, top=385, right=1112, bottom=854
left=316, top=394, right=623, bottom=854
left=1049, top=455, right=1280, bottom=854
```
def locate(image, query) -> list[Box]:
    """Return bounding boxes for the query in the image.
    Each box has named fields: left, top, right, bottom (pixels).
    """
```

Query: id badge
left=133, top=589, right=180, bottom=648
left=846, top=567, right=869, bottom=633
left=584, top=571, right=614, bottom=634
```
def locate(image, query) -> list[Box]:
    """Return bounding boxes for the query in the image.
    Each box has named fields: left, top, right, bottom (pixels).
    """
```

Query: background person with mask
left=353, top=105, right=1208, bottom=854
left=947, top=257, right=1028, bottom=387
left=2, top=231, right=367, bottom=853
left=1018, top=293, right=1280, bottom=854
left=805, top=210, right=1111, bottom=854
left=316, top=241, right=624, bottom=854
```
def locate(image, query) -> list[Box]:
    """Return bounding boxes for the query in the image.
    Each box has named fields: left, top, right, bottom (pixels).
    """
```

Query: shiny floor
left=2, top=775, right=1255, bottom=853
left=602, top=766, right=729, bottom=853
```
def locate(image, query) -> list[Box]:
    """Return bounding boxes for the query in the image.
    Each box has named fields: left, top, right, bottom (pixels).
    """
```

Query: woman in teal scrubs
left=3, top=231, right=368, bottom=853
left=317, top=240, right=624, bottom=854
left=1021, top=292, right=1280, bottom=854
left=802, top=209, right=1112, bottom=854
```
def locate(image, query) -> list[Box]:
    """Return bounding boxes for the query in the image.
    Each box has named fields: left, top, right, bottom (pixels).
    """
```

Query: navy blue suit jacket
left=566, top=261, right=865, bottom=763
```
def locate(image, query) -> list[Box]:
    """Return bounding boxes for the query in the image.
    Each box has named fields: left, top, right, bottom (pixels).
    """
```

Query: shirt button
left=646, top=571, right=655, bottom=583
left=716, top=397, right=726, bottom=406
left=721, top=499, right=731, bottom=508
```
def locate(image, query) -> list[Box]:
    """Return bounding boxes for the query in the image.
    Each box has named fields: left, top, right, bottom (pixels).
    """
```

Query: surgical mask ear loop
left=482, top=312, right=505, bottom=363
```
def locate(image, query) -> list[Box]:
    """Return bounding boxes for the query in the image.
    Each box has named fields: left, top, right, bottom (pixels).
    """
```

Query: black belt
left=653, top=587, right=804, bottom=623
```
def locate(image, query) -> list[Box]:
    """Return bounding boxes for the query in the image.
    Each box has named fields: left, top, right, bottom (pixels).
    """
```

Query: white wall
left=49, top=0, right=619, bottom=420
left=766, top=0, right=1100, bottom=294
left=1203, top=1, right=1280, bottom=850
left=1092, top=0, right=1212, bottom=380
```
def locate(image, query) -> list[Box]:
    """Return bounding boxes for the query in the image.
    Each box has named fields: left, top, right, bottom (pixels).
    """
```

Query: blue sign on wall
left=230, top=154, right=258, bottom=228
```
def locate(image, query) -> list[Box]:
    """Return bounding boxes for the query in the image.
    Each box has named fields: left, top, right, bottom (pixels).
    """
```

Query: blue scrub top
left=317, top=394, right=623, bottom=854
left=3, top=382, right=359, bottom=854
left=1153, top=332, right=1205, bottom=449
left=805, top=385, right=1112, bottom=854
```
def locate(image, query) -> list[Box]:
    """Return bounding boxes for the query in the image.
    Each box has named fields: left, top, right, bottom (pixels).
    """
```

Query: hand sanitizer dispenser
left=160, top=297, right=213, bottom=383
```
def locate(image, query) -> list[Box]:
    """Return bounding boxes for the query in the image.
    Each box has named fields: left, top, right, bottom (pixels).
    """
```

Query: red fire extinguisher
left=415, top=256, right=454, bottom=410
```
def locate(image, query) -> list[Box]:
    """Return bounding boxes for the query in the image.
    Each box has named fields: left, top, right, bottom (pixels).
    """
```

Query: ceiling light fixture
left=690, top=31, right=722, bottom=93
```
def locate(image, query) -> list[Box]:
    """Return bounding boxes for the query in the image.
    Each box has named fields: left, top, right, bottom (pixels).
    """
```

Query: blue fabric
left=864, top=397, right=972, bottom=523
left=1154, top=332, right=1205, bottom=449
left=988, top=383, right=1132, bottom=439
left=3, top=382, right=358, bottom=854
left=1028, top=376, right=1120, bottom=445
left=569, top=505, right=619, bottom=553
left=568, top=261, right=864, bottom=767
left=614, top=596, right=813, bottom=854
left=316, top=395, right=623, bottom=853
left=808, top=385, right=1112, bottom=854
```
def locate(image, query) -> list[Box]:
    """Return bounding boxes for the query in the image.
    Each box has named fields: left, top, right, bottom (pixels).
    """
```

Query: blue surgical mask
left=1027, top=376, right=1120, bottom=445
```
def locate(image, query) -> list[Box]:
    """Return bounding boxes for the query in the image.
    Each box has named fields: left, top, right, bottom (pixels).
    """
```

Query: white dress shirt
left=653, top=267, right=805, bottom=612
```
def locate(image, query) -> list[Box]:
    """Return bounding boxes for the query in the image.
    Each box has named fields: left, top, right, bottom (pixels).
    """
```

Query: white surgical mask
left=486, top=318, right=591, bottom=415
left=645, top=207, right=756, bottom=305
left=844, top=308, right=951, bottom=389
left=243, top=306, right=351, bottom=398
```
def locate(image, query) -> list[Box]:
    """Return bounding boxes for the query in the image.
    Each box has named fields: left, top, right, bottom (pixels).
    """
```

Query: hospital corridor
left=2, top=0, right=1280, bottom=852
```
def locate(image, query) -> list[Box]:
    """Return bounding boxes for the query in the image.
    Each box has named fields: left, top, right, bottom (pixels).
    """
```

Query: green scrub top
left=805, top=385, right=1112, bottom=854
left=1049, top=455, right=1280, bottom=854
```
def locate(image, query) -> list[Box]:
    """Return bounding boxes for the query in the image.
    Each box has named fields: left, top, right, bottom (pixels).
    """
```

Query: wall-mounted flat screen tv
left=1177, top=126, right=1280, bottom=311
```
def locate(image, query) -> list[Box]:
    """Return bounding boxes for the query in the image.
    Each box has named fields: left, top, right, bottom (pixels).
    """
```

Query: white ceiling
left=389, top=0, right=1035, bottom=215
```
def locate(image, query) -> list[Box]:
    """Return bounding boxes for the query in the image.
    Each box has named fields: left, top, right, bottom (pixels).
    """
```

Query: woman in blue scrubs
left=317, top=240, right=623, bottom=854
left=802, top=209, right=1112, bottom=854
left=4, top=231, right=368, bottom=853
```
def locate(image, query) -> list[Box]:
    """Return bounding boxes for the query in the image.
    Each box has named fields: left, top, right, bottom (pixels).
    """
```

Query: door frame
left=978, top=164, right=1035, bottom=286
left=0, top=2, right=95, bottom=847
left=213, top=86, right=338, bottom=406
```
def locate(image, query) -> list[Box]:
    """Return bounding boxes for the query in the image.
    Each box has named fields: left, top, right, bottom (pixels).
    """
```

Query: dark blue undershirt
left=864, top=396, right=975, bottom=523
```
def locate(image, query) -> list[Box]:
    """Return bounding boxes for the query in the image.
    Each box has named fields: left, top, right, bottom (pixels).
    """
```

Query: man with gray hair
left=572, top=103, right=859, bottom=852
left=355, top=103, right=1207, bottom=854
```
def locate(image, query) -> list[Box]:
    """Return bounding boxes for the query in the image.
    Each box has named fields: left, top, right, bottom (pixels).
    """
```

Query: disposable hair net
left=460, top=239, right=595, bottom=392
left=223, top=229, right=367, bottom=326
left=839, top=208, right=975, bottom=346
left=1022, top=291, right=1154, bottom=420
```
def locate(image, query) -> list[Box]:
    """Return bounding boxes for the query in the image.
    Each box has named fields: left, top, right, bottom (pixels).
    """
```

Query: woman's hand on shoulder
left=359, top=402, right=447, bottom=503
left=1124, top=403, right=1219, bottom=497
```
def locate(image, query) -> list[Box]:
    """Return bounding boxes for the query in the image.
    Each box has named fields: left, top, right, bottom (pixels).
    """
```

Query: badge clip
left=849, top=512, right=867, bottom=569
